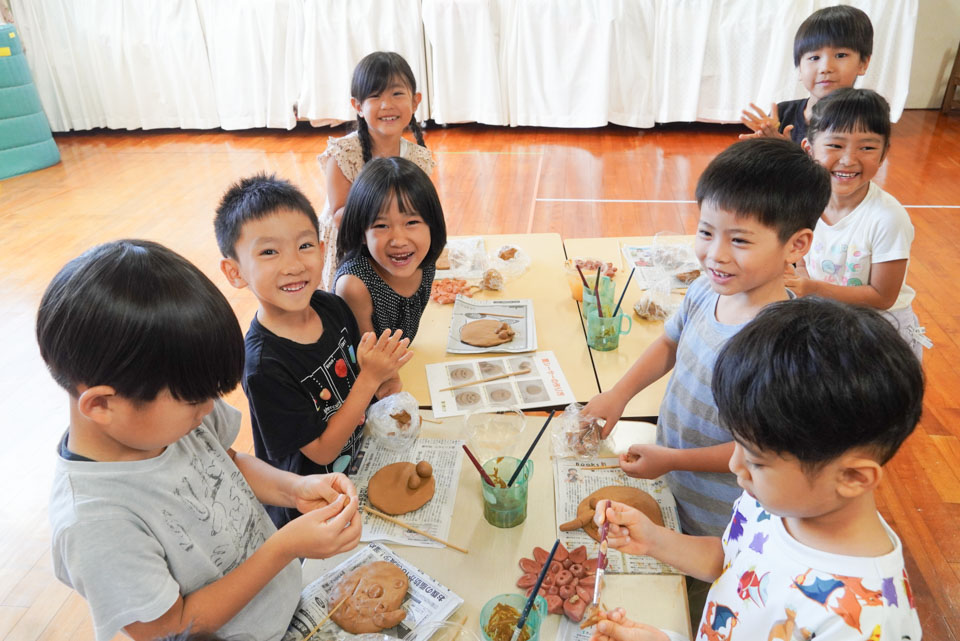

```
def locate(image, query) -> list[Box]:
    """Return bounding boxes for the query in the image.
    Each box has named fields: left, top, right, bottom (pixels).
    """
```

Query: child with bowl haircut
left=40, top=240, right=362, bottom=641
left=590, top=297, right=923, bottom=641
left=215, top=173, right=412, bottom=528
left=585, top=138, right=831, bottom=538
left=788, top=88, right=929, bottom=359
left=741, top=5, right=873, bottom=143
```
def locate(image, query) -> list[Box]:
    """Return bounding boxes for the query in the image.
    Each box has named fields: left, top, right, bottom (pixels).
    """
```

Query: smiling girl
left=317, top=52, right=436, bottom=291
left=334, top=157, right=446, bottom=343
left=787, top=88, right=931, bottom=358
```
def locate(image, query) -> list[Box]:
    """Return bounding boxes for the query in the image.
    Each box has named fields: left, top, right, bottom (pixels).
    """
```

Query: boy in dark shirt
left=215, top=173, right=412, bottom=528
left=740, top=5, right=872, bottom=143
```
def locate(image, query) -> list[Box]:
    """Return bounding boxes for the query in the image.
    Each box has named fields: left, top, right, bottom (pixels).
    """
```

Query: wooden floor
left=2, top=111, right=959, bottom=640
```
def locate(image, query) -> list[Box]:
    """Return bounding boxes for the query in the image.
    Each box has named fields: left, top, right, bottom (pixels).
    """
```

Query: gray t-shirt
left=49, top=400, right=301, bottom=641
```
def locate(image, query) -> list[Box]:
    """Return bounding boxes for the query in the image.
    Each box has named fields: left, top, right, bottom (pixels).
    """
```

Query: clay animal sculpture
left=516, top=543, right=599, bottom=622
left=460, top=319, right=515, bottom=347
left=559, top=486, right=664, bottom=541
left=329, top=561, right=409, bottom=634
left=367, top=461, right=436, bottom=515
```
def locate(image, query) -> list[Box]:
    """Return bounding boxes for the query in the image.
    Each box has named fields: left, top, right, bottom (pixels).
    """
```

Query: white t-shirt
left=804, top=182, right=915, bottom=311
left=693, top=492, right=921, bottom=640
left=49, top=400, right=302, bottom=641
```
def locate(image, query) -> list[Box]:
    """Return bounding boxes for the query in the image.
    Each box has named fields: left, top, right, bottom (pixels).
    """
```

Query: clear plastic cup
left=480, top=457, right=533, bottom=528
left=462, top=406, right=525, bottom=464
left=479, top=593, right=547, bottom=641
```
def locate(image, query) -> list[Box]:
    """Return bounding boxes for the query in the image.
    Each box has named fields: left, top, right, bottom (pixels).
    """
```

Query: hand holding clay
left=591, top=500, right=660, bottom=558
left=357, top=329, right=413, bottom=383
left=280, top=494, right=362, bottom=560
left=294, top=472, right=359, bottom=515
left=590, top=608, right=671, bottom=641
left=583, top=391, right=627, bottom=438
left=618, top=444, right=674, bottom=479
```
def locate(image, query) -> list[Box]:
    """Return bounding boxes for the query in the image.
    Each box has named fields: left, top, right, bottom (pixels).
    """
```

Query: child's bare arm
left=739, top=103, right=793, bottom=141
left=123, top=493, right=360, bottom=640
left=785, top=259, right=907, bottom=310
left=585, top=333, right=678, bottom=437
left=336, top=274, right=376, bottom=335
left=597, top=500, right=724, bottom=583
left=620, top=441, right=735, bottom=479
left=323, top=155, right=351, bottom=226
left=299, top=330, right=412, bottom=465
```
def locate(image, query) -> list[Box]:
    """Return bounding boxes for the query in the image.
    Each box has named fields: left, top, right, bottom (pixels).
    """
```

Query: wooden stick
left=439, top=368, right=531, bottom=392
left=420, top=415, right=443, bottom=424
left=578, top=464, right=621, bottom=470
left=363, top=506, right=469, bottom=554
left=476, top=311, right=525, bottom=319
left=304, top=593, right=349, bottom=641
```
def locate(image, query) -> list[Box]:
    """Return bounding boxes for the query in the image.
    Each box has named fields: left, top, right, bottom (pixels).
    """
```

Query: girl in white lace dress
left=317, top=51, right=436, bottom=291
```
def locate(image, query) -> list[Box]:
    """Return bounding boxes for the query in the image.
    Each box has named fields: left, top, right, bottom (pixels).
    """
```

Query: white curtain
left=196, top=0, right=302, bottom=130
left=297, top=0, right=428, bottom=126
left=10, top=0, right=916, bottom=131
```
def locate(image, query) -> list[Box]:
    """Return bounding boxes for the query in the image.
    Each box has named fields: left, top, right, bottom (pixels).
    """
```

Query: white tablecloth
left=10, top=0, right=916, bottom=132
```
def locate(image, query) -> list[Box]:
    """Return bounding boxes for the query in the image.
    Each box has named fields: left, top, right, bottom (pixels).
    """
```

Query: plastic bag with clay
left=486, top=244, right=531, bottom=281
left=551, top=402, right=603, bottom=459
left=366, top=392, right=421, bottom=451
left=441, top=238, right=486, bottom=276
left=633, top=274, right=678, bottom=321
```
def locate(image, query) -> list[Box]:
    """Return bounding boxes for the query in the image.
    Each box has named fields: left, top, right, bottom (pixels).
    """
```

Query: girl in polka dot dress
left=317, top=51, right=436, bottom=291
left=334, top=157, right=446, bottom=347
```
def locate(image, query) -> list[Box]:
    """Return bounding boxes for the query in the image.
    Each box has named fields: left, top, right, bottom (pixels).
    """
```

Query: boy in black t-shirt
left=215, top=173, right=412, bottom=527
left=740, top=5, right=873, bottom=143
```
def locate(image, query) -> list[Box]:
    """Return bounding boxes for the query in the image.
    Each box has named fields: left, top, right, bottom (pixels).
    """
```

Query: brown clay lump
left=460, top=319, right=515, bottom=347
left=329, top=561, right=408, bottom=634
left=390, top=409, right=412, bottom=434
left=498, top=246, right=519, bottom=261
left=559, top=486, right=663, bottom=541
left=367, top=461, right=436, bottom=515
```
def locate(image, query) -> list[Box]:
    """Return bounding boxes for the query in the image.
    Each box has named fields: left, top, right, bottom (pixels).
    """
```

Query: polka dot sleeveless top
left=335, top=255, right=435, bottom=342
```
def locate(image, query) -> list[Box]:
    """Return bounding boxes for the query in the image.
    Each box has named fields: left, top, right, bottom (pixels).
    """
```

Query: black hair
left=713, top=297, right=923, bottom=469
left=336, top=157, right=446, bottom=267
left=793, top=5, right=873, bottom=67
left=807, top=87, right=891, bottom=151
left=695, top=138, right=831, bottom=242
left=351, top=51, right=426, bottom=163
left=214, top=173, right=318, bottom=259
left=36, top=239, right=244, bottom=403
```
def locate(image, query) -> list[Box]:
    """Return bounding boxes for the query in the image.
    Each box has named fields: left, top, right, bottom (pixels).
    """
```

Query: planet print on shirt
left=335, top=358, right=348, bottom=378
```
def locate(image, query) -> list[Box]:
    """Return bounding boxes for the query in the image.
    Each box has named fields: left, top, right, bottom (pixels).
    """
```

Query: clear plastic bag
left=551, top=402, right=603, bottom=459
left=366, top=392, right=421, bottom=451
left=633, top=274, right=678, bottom=321
left=486, top=244, right=531, bottom=281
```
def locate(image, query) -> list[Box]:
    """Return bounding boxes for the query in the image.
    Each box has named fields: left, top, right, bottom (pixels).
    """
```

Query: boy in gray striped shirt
left=585, top=138, right=831, bottom=537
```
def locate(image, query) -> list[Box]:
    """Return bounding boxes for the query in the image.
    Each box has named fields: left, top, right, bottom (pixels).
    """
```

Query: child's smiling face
left=364, top=194, right=431, bottom=286
left=798, top=46, right=869, bottom=103
left=352, top=76, right=421, bottom=142
left=804, top=129, right=886, bottom=202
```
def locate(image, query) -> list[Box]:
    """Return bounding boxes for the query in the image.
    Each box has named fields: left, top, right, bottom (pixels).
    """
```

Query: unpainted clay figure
left=329, top=561, right=408, bottom=634
left=367, top=460, right=436, bottom=515
left=559, top=486, right=663, bottom=541
left=460, top=319, right=515, bottom=347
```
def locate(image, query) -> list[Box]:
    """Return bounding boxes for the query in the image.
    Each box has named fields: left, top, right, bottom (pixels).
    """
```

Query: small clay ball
left=416, top=461, right=433, bottom=478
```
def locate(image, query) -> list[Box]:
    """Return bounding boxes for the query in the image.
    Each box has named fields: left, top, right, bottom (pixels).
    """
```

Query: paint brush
left=462, top=444, right=497, bottom=487
left=574, top=264, right=590, bottom=287
left=510, top=538, right=560, bottom=641
left=507, top=410, right=555, bottom=487
left=586, top=500, right=611, bottom=625
left=611, top=266, right=636, bottom=317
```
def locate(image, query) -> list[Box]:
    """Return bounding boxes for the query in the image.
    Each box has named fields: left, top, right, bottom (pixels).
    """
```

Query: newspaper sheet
left=353, top=438, right=465, bottom=548
left=446, top=296, right=537, bottom=354
left=426, top=351, right=576, bottom=418
left=621, top=244, right=700, bottom=290
left=553, top=457, right=681, bottom=574
left=284, top=542, right=463, bottom=641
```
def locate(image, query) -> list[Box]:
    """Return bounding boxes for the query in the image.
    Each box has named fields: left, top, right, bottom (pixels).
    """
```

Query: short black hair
left=214, top=173, right=318, bottom=259
left=807, top=88, right=891, bottom=151
left=793, top=5, right=873, bottom=67
left=37, top=240, right=244, bottom=403
left=695, top=138, right=831, bottom=242
left=336, top=157, right=447, bottom=267
left=713, top=297, right=923, bottom=469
